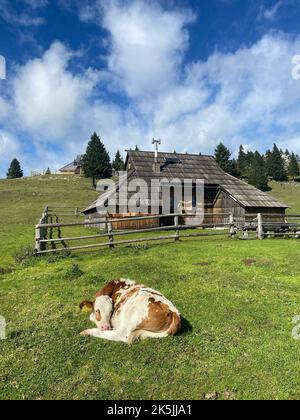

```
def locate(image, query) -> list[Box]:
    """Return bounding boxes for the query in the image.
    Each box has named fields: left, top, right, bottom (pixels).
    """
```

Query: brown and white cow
left=79, top=279, right=181, bottom=344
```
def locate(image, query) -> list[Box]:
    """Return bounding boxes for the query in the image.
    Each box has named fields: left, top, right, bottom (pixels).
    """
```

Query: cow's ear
left=96, top=280, right=120, bottom=298
left=95, top=310, right=102, bottom=322
left=79, top=301, right=94, bottom=312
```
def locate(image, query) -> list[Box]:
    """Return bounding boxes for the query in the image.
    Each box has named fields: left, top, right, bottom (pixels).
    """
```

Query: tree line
left=5, top=133, right=300, bottom=194
left=4, top=133, right=128, bottom=184
left=214, top=143, right=300, bottom=191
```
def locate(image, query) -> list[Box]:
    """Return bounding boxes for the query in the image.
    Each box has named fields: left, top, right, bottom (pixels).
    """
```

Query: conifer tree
left=265, top=144, right=288, bottom=181
left=214, top=143, right=236, bottom=175
left=6, top=159, right=23, bottom=179
left=237, top=145, right=248, bottom=178
left=248, top=151, right=269, bottom=191
left=112, top=150, right=125, bottom=172
left=82, top=133, right=112, bottom=188
left=288, top=153, right=300, bottom=180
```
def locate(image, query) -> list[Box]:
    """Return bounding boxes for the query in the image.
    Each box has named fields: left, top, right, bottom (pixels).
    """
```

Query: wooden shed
left=59, top=155, right=84, bottom=175
left=83, top=150, right=288, bottom=228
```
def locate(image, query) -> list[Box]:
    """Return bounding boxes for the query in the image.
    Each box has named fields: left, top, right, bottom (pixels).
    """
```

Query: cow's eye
left=95, top=310, right=102, bottom=322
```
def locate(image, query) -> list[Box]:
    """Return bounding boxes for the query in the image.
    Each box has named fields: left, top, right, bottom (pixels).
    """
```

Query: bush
left=0, top=267, right=13, bottom=276
left=64, top=264, right=84, bottom=280
left=14, top=246, right=37, bottom=266
left=46, top=250, right=72, bottom=263
left=130, top=243, right=150, bottom=254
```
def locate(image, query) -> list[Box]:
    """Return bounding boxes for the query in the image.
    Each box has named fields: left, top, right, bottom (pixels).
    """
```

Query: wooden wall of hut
left=107, top=213, right=160, bottom=230
left=245, top=208, right=286, bottom=222
left=213, top=190, right=245, bottom=226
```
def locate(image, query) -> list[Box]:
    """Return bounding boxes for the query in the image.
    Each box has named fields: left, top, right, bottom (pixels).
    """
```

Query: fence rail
left=34, top=208, right=300, bottom=255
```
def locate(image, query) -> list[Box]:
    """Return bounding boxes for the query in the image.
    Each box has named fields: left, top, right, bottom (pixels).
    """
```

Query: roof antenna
left=152, top=138, right=161, bottom=173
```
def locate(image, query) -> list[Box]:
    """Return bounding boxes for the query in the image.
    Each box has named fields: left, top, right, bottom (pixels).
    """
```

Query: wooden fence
left=35, top=209, right=235, bottom=255
left=34, top=208, right=300, bottom=255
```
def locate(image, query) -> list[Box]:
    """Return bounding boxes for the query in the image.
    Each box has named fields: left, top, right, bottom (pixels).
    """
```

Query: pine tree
left=82, top=133, right=112, bottom=188
left=45, top=168, right=51, bottom=175
left=230, top=159, right=239, bottom=178
left=245, top=151, right=255, bottom=166
left=214, top=143, right=236, bottom=175
left=135, top=145, right=140, bottom=151
left=112, top=150, right=125, bottom=172
left=248, top=151, right=269, bottom=191
left=288, top=153, right=300, bottom=180
left=6, top=159, right=23, bottom=179
left=266, top=144, right=288, bottom=181
left=237, top=145, right=248, bottom=178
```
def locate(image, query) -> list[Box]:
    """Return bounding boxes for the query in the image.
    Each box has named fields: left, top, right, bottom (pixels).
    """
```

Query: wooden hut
left=59, top=155, right=83, bottom=175
left=83, top=150, right=288, bottom=228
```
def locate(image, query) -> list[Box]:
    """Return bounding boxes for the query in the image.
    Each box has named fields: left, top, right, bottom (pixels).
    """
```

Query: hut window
left=192, top=187, right=197, bottom=208
left=170, top=187, right=175, bottom=213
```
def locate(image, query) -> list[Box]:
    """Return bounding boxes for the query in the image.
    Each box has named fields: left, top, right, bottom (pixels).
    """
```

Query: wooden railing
left=34, top=209, right=300, bottom=255
left=35, top=211, right=234, bottom=255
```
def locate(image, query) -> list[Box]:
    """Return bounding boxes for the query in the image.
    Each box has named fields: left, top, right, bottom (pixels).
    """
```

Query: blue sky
left=0, top=0, right=300, bottom=177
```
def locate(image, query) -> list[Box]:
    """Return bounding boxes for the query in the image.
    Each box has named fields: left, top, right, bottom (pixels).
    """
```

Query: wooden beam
left=174, top=215, right=180, bottom=241
left=257, top=213, right=264, bottom=240
left=36, top=235, right=177, bottom=254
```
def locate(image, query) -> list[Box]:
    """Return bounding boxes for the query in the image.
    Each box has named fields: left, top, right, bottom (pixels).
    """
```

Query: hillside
left=269, top=181, right=300, bottom=214
left=1, top=176, right=300, bottom=400
left=0, top=176, right=299, bottom=266
left=0, top=175, right=98, bottom=267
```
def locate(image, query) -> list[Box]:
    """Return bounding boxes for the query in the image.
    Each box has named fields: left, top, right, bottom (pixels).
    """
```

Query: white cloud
left=13, top=42, right=97, bottom=139
left=22, top=0, right=49, bottom=9
left=0, top=96, right=10, bottom=120
left=258, top=1, right=284, bottom=21
left=0, top=0, right=47, bottom=26
left=100, top=0, right=195, bottom=97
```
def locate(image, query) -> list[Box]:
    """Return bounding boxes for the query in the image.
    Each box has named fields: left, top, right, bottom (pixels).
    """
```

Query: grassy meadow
left=1, top=175, right=300, bottom=400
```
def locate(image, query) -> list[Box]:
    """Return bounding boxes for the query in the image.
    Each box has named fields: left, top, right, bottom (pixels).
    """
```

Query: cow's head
left=80, top=295, right=113, bottom=331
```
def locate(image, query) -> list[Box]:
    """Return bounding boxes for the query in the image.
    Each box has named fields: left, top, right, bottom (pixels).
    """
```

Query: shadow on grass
left=178, top=316, right=193, bottom=336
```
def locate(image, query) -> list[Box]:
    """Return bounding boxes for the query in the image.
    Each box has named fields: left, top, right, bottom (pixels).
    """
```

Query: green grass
left=1, top=176, right=300, bottom=400
left=269, top=181, right=300, bottom=214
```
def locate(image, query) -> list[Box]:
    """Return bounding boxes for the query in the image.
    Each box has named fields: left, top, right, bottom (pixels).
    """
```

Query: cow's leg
left=80, top=328, right=130, bottom=343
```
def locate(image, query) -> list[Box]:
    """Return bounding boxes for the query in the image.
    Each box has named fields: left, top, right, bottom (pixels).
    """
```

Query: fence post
left=107, top=222, right=114, bottom=248
left=174, top=215, right=180, bottom=241
left=257, top=213, right=263, bottom=240
left=35, top=225, right=42, bottom=253
left=243, top=229, right=249, bottom=239
left=75, top=207, right=79, bottom=217
left=229, top=213, right=236, bottom=238
left=44, top=207, right=49, bottom=224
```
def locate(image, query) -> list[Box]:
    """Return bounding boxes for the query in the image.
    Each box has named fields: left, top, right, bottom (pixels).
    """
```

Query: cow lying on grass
left=80, top=279, right=181, bottom=344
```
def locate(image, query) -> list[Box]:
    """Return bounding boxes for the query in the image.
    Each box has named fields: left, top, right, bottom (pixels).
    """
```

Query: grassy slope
left=269, top=181, right=300, bottom=214
left=1, top=176, right=300, bottom=400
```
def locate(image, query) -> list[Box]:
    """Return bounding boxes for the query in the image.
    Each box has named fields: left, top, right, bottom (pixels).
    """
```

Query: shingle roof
left=83, top=170, right=136, bottom=214
left=59, top=155, right=83, bottom=173
left=59, top=162, right=79, bottom=172
left=83, top=150, right=288, bottom=213
left=126, top=151, right=288, bottom=209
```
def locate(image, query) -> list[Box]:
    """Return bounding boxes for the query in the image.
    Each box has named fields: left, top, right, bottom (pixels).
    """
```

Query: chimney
left=152, top=138, right=161, bottom=173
